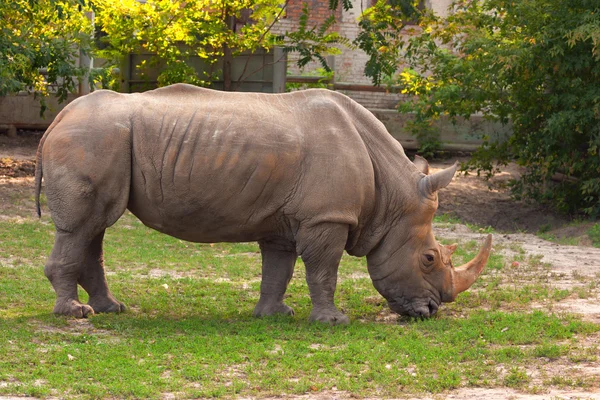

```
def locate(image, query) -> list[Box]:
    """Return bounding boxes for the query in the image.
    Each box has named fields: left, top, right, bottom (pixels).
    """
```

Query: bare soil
left=431, top=158, right=590, bottom=235
left=1, top=130, right=599, bottom=400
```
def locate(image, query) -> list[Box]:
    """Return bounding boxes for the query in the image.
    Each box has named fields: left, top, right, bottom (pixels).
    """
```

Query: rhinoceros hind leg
left=53, top=299, right=95, bottom=318
left=78, top=230, right=126, bottom=314
left=45, top=231, right=96, bottom=318
left=298, top=223, right=350, bottom=325
left=43, top=165, right=129, bottom=318
left=253, top=238, right=296, bottom=318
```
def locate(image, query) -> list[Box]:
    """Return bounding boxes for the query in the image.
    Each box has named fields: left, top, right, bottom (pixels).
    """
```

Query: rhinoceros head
left=366, top=158, right=492, bottom=318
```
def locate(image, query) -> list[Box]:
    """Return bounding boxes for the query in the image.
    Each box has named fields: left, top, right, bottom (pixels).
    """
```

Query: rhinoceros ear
left=419, top=161, right=458, bottom=198
left=413, top=155, right=430, bottom=175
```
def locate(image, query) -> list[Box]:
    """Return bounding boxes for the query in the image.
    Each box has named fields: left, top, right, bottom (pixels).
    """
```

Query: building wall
left=276, top=0, right=453, bottom=109
left=429, top=0, right=454, bottom=17
left=282, top=0, right=343, bottom=25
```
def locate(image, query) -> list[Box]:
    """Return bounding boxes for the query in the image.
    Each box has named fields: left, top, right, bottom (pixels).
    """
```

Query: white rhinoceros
left=35, top=84, right=492, bottom=324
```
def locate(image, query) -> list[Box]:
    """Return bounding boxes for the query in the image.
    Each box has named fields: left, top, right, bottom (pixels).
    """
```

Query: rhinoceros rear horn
left=413, top=155, right=430, bottom=175
left=450, top=234, right=493, bottom=300
left=418, top=162, right=459, bottom=198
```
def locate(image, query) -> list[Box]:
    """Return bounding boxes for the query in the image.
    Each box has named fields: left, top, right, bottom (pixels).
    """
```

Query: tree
left=388, top=0, right=600, bottom=216
left=355, top=0, right=424, bottom=86
left=93, top=0, right=349, bottom=91
left=93, top=0, right=283, bottom=90
left=0, top=0, right=96, bottom=113
left=1, top=0, right=349, bottom=100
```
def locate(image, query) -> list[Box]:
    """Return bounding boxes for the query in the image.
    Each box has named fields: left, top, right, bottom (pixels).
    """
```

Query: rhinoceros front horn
left=450, top=234, right=493, bottom=300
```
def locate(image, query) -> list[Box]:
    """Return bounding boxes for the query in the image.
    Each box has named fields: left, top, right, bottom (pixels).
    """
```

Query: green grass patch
left=433, top=213, right=463, bottom=226
left=1, top=214, right=599, bottom=398
left=589, top=223, right=600, bottom=248
left=434, top=213, right=494, bottom=233
left=536, top=220, right=600, bottom=247
left=536, top=232, right=582, bottom=247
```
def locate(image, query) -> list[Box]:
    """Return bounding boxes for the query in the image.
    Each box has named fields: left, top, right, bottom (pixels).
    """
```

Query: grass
left=536, top=232, right=582, bottom=247
left=535, top=220, right=600, bottom=247
left=434, top=213, right=494, bottom=234
left=589, top=223, right=600, bottom=248
left=1, top=212, right=599, bottom=398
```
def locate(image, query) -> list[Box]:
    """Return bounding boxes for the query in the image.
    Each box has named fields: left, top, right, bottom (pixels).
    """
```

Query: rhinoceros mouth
left=388, top=297, right=440, bottom=318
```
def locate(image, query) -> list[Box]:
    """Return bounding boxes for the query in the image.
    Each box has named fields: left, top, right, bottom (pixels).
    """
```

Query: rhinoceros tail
left=35, top=110, right=67, bottom=218
left=34, top=149, right=42, bottom=218
left=35, top=128, right=50, bottom=218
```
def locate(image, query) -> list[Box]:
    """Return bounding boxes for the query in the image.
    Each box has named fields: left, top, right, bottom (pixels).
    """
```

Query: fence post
left=272, top=47, right=287, bottom=93
left=78, top=11, right=95, bottom=96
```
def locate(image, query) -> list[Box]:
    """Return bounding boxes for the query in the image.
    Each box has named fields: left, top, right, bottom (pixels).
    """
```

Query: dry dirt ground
left=1, top=130, right=600, bottom=399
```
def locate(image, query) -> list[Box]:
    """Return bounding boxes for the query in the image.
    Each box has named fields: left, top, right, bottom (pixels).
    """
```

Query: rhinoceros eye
left=422, top=253, right=435, bottom=267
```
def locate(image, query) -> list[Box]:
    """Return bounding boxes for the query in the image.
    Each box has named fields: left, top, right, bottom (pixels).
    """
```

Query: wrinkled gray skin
left=35, top=84, right=491, bottom=324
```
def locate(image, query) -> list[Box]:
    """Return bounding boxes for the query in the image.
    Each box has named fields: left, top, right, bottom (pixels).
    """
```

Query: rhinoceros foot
left=88, top=296, right=126, bottom=314
left=253, top=300, right=295, bottom=318
left=309, top=308, right=350, bottom=325
left=53, top=299, right=95, bottom=318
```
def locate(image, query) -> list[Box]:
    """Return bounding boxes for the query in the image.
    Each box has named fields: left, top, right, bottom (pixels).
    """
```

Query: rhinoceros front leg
left=253, top=238, right=296, bottom=317
left=78, top=230, right=125, bottom=314
left=298, top=223, right=350, bottom=325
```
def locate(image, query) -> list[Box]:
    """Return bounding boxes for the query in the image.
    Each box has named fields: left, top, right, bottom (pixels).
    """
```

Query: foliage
left=282, top=2, right=350, bottom=72
left=589, top=223, right=600, bottom=248
left=279, top=0, right=420, bottom=80
left=1, top=0, right=350, bottom=98
left=93, top=0, right=353, bottom=91
left=285, top=68, right=334, bottom=91
left=93, top=0, right=287, bottom=90
left=390, top=0, right=600, bottom=216
left=355, top=0, right=422, bottom=85
left=0, top=0, right=95, bottom=113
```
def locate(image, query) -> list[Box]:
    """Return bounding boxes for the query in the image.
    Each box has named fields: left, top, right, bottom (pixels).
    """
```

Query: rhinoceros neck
left=343, top=101, right=423, bottom=257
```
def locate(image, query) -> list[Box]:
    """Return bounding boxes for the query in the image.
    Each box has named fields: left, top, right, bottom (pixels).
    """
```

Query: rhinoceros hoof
left=53, top=299, right=95, bottom=318
left=253, top=302, right=295, bottom=317
left=309, top=309, right=350, bottom=325
left=88, top=297, right=126, bottom=314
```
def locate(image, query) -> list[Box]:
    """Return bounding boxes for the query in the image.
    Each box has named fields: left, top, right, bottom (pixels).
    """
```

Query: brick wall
left=274, top=0, right=452, bottom=110
left=336, top=89, right=406, bottom=109
left=274, top=0, right=396, bottom=107
left=282, top=0, right=342, bottom=27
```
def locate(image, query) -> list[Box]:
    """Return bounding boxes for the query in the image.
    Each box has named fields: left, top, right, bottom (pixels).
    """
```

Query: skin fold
left=35, top=84, right=492, bottom=324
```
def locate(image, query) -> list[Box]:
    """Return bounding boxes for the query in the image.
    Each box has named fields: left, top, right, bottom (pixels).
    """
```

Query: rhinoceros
left=34, top=83, right=492, bottom=324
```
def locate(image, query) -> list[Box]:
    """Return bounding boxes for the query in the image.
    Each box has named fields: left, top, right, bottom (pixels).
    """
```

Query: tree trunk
left=222, top=14, right=236, bottom=91
left=223, top=43, right=233, bottom=91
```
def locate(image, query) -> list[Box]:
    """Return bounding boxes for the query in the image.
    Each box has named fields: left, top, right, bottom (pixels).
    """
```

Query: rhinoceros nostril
left=428, top=300, right=439, bottom=316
